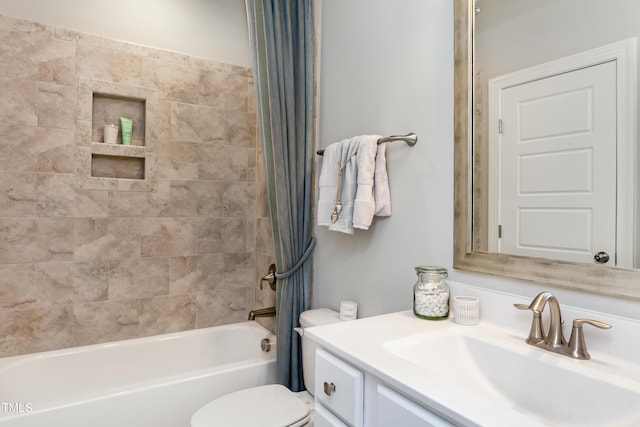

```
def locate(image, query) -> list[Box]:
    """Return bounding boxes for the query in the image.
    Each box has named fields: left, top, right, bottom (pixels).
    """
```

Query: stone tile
left=140, top=218, right=198, bottom=257
left=0, top=14, right=52, bottom=35
left=195, top=288, right=248, bottom=328
left=153, top=101, right=172, bottom=142
left=198, top=145, right=254, bottom=182
left=256, top=315, right=276, bottom=335
left=108, top=188, right=171, bottom=217
left=223, top=253, right=256, bottom=288
left=246, top=218, right=256, bottom=252
left=0, top=304, right=74, bottom=357
left=0, top=124, right=75, bottom=173
left=197, top=218, right=247, bottom=254
left=256, top=217, right=275, bottom=256
left=108, top=258, right=170, bottom=300
left=35, top=261, right=109, bottom=304
left=199, top=69, right=249, bottom=112
left=169, top=254, right=224, bottom=294
left=0, top=27, right=75, bottom=84
left=76, top=44, right=145, bottom=85
left=189, top=56, right=225, bottom=72
left=0, top=264, right=38, bottom=309
left=171, top=103, right=225, bottom=144
left=104, top=38, right=189, bottom=65
left=222, top=182, right=256, bottom=217
left=0, top=218, right=73, bottom=263
left=158, top=141, right=199, bottom=180
left=38, top=82, right=77, bottom=130
left=139, top=294, right=195, bottom=336
left=169, top=180, right=224, bottom=217
left=0, top=171, right=37, bottom=216
left=73, top=218, right=140, bottom=260
left=255, top=140, right=270, bottom=216
left=72, top=300, right=140, bottom=345
left=142, top=60, right=199, bottom=103
left=37, top=173, right=109, bottom=217
left=225, top=110, right=257, bottom=148
left=0, top=76, right=37, bottom=125
left=248, top=79, right=256, bottom=114
left=54, top=27, right=103, bottom=47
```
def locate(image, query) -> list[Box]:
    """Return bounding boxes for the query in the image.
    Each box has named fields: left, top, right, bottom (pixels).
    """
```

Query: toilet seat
left=191, top=384, right=310, bottom=427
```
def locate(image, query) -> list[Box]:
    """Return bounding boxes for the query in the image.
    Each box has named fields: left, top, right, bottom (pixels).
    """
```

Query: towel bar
left=316, top=132, right=417, bottom=156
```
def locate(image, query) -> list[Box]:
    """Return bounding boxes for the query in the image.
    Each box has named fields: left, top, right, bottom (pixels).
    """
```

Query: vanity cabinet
left=315, top=348, right=364, bottom=426
left=376, top=384, right=454, bottom=427
left=315, top=402, right=349, bottom=427
left=315, top=348, right=453, bottom=427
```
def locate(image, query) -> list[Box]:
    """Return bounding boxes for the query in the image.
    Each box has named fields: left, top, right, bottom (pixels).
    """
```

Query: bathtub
left=0, top=321, right=276, bottom=427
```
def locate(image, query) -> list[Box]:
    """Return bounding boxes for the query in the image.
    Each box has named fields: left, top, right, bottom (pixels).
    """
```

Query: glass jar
left=413, top=266, right=449, bottom=320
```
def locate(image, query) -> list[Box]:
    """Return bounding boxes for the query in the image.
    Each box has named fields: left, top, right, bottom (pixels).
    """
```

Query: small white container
left=453, top=296, right=480, bottom=325
left=339, top=301, right=358, bottom=321
left=103, top=124, right=118, bottom=144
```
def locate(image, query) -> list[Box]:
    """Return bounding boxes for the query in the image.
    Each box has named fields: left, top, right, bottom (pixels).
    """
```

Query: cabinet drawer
left=377, top=384, right=454, bottom=427
left=315, top=348, right=363, bottom=427
left=315, top=402, right=349, bottom=427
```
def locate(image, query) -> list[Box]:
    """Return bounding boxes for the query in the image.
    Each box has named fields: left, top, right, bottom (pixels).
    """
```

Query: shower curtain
left=246, top=0, right=315, bottom=391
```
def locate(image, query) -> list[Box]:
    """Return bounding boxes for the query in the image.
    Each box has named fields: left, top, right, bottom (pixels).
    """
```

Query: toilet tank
left=299, top=308, right=340, bottom=395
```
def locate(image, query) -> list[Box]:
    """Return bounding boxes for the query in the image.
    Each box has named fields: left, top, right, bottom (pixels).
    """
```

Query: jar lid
left=415, top=265, right=447, bottom=274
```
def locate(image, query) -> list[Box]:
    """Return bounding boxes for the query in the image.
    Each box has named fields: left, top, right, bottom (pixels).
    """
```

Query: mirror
left=453, top=0, right=640, bottom=299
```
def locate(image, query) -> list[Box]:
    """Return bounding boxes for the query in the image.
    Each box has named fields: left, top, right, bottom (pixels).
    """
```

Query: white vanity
left=305, top=284, right=640, bottom=427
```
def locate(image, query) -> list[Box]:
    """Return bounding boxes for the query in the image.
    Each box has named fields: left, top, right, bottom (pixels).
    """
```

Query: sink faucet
left=528, top=291, right=566, bottom=348
left=514, top=292, right=611, bottom=359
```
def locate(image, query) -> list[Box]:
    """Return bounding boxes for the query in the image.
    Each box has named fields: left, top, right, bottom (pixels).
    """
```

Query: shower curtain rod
left=316, top=132, right=417, bottom=156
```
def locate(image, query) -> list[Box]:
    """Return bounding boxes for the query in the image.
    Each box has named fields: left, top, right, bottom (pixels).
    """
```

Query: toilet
left=191, top=308, right=341, bottom=427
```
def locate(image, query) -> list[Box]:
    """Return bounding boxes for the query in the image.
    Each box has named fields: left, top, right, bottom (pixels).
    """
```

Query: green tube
left=120, top=117, right=133, bottom=145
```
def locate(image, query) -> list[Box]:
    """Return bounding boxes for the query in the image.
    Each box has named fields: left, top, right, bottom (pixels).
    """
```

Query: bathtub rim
left=0, top=320, right=275, bottom=370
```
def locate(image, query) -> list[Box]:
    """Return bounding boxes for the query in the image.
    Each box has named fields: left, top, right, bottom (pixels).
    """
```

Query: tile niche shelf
left=77, top=79, right=158, bottom=192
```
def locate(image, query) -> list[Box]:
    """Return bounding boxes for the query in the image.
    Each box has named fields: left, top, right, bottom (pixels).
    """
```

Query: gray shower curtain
left=246, top=0, right=315, bottom=391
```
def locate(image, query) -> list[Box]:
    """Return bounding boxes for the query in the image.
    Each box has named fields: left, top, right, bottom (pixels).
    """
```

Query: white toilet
left=191, top=308, right=341, bottom=427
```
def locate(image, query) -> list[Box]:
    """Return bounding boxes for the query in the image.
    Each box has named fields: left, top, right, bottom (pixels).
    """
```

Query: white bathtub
left=0, top=321, right=276, bottom=427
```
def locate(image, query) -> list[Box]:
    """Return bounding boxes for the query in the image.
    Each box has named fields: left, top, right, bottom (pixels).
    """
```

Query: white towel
left=373, top=143, right=391, bottom=216
left=317, top=135, right=392, bottom=234
left=317, top=142, right=340, bottom=227
left=327, top=137, right=360, bottom=234
left=353, top=135, right=380, bottom=229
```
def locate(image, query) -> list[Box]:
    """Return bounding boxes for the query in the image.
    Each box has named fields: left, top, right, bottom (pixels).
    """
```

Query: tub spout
left=248, top=307, right=276, bottom=321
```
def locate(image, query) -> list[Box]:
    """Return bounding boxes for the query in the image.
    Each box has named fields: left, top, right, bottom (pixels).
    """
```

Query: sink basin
left=383, top=326, right=640, bottom=426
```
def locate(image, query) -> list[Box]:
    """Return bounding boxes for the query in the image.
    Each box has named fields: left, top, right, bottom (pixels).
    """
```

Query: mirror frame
left=453, top=0, right=640, bottom=299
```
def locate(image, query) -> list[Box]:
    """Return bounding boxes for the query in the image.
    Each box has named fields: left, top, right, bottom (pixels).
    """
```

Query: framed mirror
left=453, top=0, right=640, bottom=299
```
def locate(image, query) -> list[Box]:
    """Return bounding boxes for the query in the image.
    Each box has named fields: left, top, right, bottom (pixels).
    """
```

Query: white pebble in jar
left=414, top=291, right=449, bottom=317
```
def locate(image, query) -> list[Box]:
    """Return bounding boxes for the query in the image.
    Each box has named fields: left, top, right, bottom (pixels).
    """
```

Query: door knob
left=593, top=252, right=610, bottom=263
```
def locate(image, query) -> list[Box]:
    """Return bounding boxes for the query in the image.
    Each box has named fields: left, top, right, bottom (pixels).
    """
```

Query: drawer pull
left=323, top=381, right=336, bottom=396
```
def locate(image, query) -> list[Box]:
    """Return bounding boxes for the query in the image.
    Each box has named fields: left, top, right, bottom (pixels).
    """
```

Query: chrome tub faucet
left=515, top=291, right=611, bottom=360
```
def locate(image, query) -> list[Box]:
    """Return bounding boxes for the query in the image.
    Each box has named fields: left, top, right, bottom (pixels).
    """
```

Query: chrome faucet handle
left=514, top=303, right=545, bottom=344
left=567, top=319, right=612, bottom=360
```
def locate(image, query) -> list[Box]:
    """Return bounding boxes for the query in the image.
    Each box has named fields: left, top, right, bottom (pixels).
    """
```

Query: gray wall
left=315, top=0, right=454, bottom=317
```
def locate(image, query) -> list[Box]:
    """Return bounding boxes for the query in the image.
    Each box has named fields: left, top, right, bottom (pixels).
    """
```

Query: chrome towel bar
left=316, top=132, right=417, bottom=156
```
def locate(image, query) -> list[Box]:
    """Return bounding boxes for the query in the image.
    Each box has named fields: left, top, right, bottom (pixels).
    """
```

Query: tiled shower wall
left=0, top=14, right=275, bottom=358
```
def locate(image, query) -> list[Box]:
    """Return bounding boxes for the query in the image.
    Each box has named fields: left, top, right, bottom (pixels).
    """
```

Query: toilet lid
left=191, top=384, right=310, bottom=427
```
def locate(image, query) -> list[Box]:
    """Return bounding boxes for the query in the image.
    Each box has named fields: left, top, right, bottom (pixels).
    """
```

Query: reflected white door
left=498, top=61, right=617, bottom=264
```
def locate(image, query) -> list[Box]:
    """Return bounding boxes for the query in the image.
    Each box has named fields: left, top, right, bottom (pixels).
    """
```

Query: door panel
left=499, top=61, right=616, bottom=264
